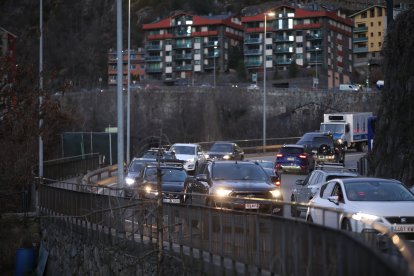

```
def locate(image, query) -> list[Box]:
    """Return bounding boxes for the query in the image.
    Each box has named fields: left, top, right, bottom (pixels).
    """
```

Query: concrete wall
left=58, top=88, right=380, bottom=155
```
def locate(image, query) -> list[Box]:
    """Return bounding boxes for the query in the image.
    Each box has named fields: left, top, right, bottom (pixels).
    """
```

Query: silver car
left=169, top=143, right=206, bottom=173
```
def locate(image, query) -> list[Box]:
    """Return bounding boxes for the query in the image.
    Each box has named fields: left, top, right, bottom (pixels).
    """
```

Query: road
left=249, top=151, right=366, bottom=218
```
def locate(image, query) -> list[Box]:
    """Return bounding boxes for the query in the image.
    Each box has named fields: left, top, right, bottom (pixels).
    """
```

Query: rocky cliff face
left=369, top=8, right=414, bottom=185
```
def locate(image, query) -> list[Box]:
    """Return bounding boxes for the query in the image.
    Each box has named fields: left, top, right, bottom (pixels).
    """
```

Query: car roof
left=333, top=177, right=401, bottom=184
left=171, top=143, right=198, bottom=147
left=313, top=169, right=358, bottom=176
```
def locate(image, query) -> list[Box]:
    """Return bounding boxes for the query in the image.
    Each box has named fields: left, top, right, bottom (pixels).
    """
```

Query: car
left=133, top=162, right=188, bottom=203
left=296, top=132, right=345, bottom=164
left=290, top=164, right=359, bottom=217
left=275, top=144, right=315, bottom=174
left=305, top=177, right=414, bottom=239
left=169, top=143, right=206, bottom=173
left=141, top=147, right=178, bottom=162
left=248, top=159, right=281, bottom=187
left=247, top=83, right=260, bottom=91
left=205, top=141, right=244, bottom=161
left=124, top=157, right=156, bottom=197
left=184, top=160, right=283, bottom=214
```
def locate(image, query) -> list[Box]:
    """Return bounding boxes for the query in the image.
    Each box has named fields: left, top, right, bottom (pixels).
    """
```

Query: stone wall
left=58, top=88, right=380, bottom=155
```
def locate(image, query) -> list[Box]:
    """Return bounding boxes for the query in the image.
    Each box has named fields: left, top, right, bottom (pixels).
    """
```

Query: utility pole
left=116, top=0, right=124, bottom=185
left=156, top=131, right=164, bottom=275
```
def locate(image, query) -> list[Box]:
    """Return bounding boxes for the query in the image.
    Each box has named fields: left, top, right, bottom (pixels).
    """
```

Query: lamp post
left=263, top=12, right=274, bottom=152
left=366, top=62, right=370, bottom=91
left=315, top=46, right=319, bottom=89
left=127, top=0, right=131, bottom=165
left=213, top=40, right=218, bottom=88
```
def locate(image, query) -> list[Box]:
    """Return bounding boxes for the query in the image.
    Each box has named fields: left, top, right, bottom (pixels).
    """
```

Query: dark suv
left=184, top=160, right=283, bottom=215
left=296, top=132, right=345, bottom=164
left=275, top=144, right=315, bottom=174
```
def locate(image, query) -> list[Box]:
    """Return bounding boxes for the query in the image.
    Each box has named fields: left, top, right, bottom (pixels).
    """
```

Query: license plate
left=245, top=203, right=259, bottom=209
left=287, top=157, right=294, bottom=161
left=163, top=198, right=180, bottom=204
left=392, top=225, right=414, bottom=232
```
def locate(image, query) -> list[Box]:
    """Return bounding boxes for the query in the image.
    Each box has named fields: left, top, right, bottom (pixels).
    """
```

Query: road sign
left=252, top=73, right=257, bottom=82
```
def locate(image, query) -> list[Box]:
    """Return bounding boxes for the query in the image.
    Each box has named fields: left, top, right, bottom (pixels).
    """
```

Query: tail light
left=276, top=153, right=283, bottom=158
left=298, top=154, right=307, bottom=159
left=275, top=164, right=281, bottom=170
left=274, top=179, right=281, bottom=187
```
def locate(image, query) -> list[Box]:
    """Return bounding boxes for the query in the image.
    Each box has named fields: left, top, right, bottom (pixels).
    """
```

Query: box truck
left=319, top=112, right=373, bottom=151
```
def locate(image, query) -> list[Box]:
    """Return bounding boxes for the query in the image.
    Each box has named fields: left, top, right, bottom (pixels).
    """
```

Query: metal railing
left=38, top=181, right=413, bottom=275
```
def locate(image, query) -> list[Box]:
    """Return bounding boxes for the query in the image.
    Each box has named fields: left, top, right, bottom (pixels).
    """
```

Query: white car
left=247, top=83, right=259, bottom=91
left=169, top=143, right=206, bottom=173
left=306, top=177, right=414, bottom=238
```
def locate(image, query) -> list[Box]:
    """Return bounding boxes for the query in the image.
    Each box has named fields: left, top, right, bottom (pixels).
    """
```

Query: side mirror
left=295, top=179, right=305, bottom=186
left=328, top=195, right=339, bottom=205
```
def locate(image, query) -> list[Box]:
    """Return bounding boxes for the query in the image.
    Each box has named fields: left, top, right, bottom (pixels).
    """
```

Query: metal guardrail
left=82, top=164, right=118, bottom=185
left=38, top=181, right=413, bottom=275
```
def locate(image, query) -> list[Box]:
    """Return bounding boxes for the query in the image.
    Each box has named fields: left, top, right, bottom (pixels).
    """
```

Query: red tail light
left=276, top=153, right=283, bottom=158
left=298, top=154, right=307, bottom=159
left=275, top=180, right=281, bottom=187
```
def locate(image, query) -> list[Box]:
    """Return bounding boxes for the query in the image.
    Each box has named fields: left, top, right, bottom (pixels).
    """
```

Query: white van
left=339, top=84, right=361, bottom=92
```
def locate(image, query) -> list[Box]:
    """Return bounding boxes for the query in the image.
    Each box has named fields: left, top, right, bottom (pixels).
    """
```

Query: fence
left=38, top=181, right=412, bottom=275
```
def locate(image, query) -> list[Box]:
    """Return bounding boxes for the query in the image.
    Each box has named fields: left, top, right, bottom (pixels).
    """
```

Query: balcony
left=274, top=47, right=293, bottom=53
left=204, top=64, right=218, bottom=70
left=244, top=49, right=262, bottom=56
left=306, top=33, right=323, bottom=40
left=146, top=67, right=162, bottom=73
left=173, top=53, right=193, bottom=60
left=274, top=36, right=292, bottom=43
left=244, top=60, right=262, bottom=67
left=174, top=65, right=192, bottom=71
left=204, top=41, right=219, bottom=47
left=354, top=37, right=368, bottom=43
left=244, top=38, right=262, bottom=44
left=206, top=53, right=220, bottom=59
left=275, top=58, right=292, bottom=65
left=145, top=44, right=162, bottom=51
left=145, top=56, right=162, bottom=62
left=353, top=47, right=368, bottom=53
left=173, top=42, right=192, bottom=49
left=354, top=26, right=368, bottom=33
left=307, top=58, right=322, bottom=64
left=305, top=46, right=323, bottom=52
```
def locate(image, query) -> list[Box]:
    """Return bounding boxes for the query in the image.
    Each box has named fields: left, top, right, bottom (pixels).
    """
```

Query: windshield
left=312, top=137, right=333, bottom=147
left=345, top=180, right=414, bottom=201
left=280, top=147, right=304, bottom=155
left=128, top=161, right=145, bottom=173
left=212, top=163, right=268, bottom=181
left=210, top=143, right=233, bottom=152
left=170, top=145, right=195, bottom=155
left=320, top=123, right=345, bottom=133
left=144, top=167, right=187, bottom=182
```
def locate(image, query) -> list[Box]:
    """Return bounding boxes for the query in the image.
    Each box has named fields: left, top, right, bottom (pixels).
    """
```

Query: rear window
left=280, top=147, right=304, bottom=155
left=326, top=175, right=354, bottom=181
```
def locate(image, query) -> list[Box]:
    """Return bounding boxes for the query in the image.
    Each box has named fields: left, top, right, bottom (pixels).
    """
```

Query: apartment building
left=349, top=5, right=404, bottom=80
left=107, top=48, right=145, bottom=86
left=241, top=5, right=354, bottom=89
left=142, top=13, right=243, bottom=84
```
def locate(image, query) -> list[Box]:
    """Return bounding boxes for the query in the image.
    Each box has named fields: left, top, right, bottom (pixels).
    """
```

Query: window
left=379, top=42, right=382, bottom=47
left=370, top=8, right=375, bottom=18
left=370, top=43, right=374, bottom=48
left=370, top=32, right=374, bottom=37
left=361, top=11, right=367, bottom=19
left=378, top=8, right=383, bottom=16
left=378, top=21, right=382, bottom=26
left=370, top=22, right=374, bottom=27
left=378, top=32, right=381, bottom=36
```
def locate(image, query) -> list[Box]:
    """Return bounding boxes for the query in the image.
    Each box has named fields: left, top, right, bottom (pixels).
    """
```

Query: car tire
left=341, top=219, right=352, bottom=231
left=290, top=195, right=301, bottom=217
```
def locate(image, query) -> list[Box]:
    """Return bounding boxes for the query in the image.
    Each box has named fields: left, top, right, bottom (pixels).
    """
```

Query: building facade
left=142, top=13, right=243, bottom=84
left=107, top=48, right=145, bottom=86
left=242, top=5, right=354, bottom=89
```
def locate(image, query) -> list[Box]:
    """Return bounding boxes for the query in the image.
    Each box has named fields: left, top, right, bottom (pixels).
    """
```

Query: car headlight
left=223, top=154, right=231, bottom=160
left=125, top=177, right=135, bottom=185
left=270, top=189, right=282, bottom=198
left=186, top=158, right=195, bottom=164
left=351, top=213, right=382, bottom=223
left=337, top=139, right=343, bottom=144
left=215, top=188, right=232, bottom=197
left=204, top=154, right=210, bottom=159
left=145, top=186, right=158, bottom=196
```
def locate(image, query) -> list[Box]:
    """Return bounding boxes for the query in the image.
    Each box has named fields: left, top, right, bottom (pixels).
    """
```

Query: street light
left=263, top=12, right=274, bottom=152
left=315, top=46, right=319, bottom=89
left=366, top=62, right=370, bottom=91
left=213, top=40, right=218, bottom=88
left=127, top=0, right=131, bottom=165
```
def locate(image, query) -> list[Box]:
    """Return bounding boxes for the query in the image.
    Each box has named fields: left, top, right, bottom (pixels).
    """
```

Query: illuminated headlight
left=327, top=155, right=335, bottom=160
left=204, top=154, right=210, bottom=159
left=270, top=190, right=282, bottom=198
left=337, top=139, right=343, bottom=144
left=145, top=186, right=158, bottom=196
left=215, top=188, right=232, bottom=197
left=351, top=213, right=382, bottom=223
left=125, top=177, right=135, bottom=185
left=222, top=154, right=231, bottom=160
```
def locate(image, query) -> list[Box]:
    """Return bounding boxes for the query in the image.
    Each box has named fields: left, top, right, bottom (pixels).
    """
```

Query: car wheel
left=290, top=195, right=301, bottom=217
left=341, top=219, right=352, bottom=231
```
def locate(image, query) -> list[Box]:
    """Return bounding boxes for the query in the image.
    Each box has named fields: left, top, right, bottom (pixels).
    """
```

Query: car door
left=296, top=172, right=318, bottom=203
left=190, top=162, right=211, bottom=205
left=322, top=182, right=345, bottom=229
left=310, top=181, right=336, bottom=225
